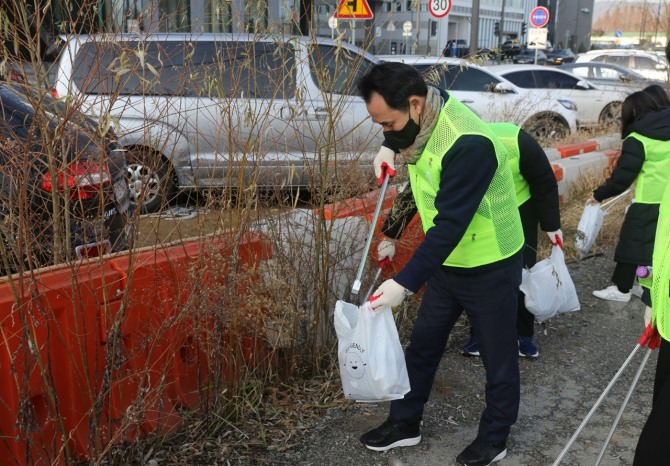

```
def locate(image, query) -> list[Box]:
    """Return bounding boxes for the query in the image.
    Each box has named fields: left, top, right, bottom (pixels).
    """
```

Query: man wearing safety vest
left=462, top=122, right=563, bottom=359
left=356, top=62, right=524, bottom=465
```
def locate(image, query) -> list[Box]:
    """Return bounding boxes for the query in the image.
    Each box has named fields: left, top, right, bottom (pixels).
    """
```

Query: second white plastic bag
left=520, top=246, right=581, bottom=322
left=334, top=300, right=410, bottom=402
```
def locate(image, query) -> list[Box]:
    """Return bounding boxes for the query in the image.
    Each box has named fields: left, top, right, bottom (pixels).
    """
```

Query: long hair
left=621, top=91, right=663, bottom=137
left=642, top=84, right=670, bottom=107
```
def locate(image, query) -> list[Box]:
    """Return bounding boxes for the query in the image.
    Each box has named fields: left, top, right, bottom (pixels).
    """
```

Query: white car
left=377, top=55, right=578, bottom=144
left=575, top=49, right=669, bottom=82
left=487, top=64, right=630, bottom=129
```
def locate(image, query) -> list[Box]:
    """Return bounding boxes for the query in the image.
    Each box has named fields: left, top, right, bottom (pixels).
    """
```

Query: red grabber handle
left=379, top=257, right=392, bottom=269
left=639, top=322, right=661, bottom=350
left=378, top=162, right=396, bottom=186
left=555, top=235, right=563, bottom=249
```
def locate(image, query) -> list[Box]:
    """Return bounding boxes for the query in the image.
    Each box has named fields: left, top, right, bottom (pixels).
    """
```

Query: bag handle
left=601, top=188, right=633, bottom=214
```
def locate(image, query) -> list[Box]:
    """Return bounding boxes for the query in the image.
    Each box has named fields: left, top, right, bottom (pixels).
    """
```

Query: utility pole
left=470, top=0, right=480, bottom=55
left=498, top=0, right=506, bottom=49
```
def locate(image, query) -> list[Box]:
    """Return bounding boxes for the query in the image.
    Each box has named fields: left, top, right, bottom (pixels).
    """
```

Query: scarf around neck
left=399, top=86, right=444, bottom=164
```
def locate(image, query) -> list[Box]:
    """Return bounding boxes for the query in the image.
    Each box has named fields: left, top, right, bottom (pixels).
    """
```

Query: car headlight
left=558, top=98, right=578, bottom=111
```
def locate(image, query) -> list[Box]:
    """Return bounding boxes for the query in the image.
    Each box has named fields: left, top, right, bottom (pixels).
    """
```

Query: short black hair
left=621, top=90, right=662, bottom=137
left=357, top=62, right=428, bottom=112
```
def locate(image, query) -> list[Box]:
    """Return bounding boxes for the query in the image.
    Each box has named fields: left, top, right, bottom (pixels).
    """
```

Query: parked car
left=545, top=48, right=577, bottom=66
left=513, top=48, right=547, bottom=65
left=576, top=49, right=669, bottom=81
left=376, top=55, right=578, bottom=143
left=443, top=39, right=469, bottom=58
left=0, top=83, right=131, bottom=273
left=487, top=64, right=629, bottom=128
left=52, top=34, right=383, bottom=213
left=559, top=62, right=665, bottom=92
left=501, top=40, right=522, bottom=58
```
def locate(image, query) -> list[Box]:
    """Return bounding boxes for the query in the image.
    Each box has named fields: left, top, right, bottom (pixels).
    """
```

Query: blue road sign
left=615, top=29, right=622, bottom=38
left=529, top=6, right=550, bottom=28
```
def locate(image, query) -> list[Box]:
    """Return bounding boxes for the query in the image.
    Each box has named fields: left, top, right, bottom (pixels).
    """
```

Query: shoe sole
left=364, top=435, right=421, bottom=452
left=457, top=448, right=507, bottom=465
left=462, top=351, right=481, bottom=357
left=519, top=351, right=539, bottom=358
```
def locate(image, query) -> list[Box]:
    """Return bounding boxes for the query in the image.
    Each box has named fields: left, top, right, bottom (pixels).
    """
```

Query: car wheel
left=599, top=102, right=622, bottom=129
left=126, top=147, right=176, bottom=214
left=524, top=117, right=569, bottom=146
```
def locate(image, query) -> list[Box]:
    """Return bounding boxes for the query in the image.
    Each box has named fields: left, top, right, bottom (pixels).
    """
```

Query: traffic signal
left=521, top=22, right=527, bottom=36
left=494, top=21, right=500, bottom=36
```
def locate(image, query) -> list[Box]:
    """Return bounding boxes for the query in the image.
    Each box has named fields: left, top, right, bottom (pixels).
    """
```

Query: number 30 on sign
left=429, top=0, right=451, bottom=18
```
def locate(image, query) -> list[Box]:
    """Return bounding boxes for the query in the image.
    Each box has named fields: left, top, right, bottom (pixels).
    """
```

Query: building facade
left=24, top=0, right=593, bottom=55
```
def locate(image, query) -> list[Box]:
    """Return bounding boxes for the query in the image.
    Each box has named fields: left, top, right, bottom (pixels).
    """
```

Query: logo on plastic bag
left=343, top=345, right=367, bottom=379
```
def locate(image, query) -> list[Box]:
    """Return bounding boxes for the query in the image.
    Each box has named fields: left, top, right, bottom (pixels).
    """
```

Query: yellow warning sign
left=334, top=0, right=373, bottom=19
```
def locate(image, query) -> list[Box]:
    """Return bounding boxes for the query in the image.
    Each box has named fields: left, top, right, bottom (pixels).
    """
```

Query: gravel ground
left=264, top=245, right=655, bottom=466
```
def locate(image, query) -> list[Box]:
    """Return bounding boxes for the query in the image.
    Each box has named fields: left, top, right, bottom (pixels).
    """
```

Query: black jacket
left=592, top=107, right=670, bottom=265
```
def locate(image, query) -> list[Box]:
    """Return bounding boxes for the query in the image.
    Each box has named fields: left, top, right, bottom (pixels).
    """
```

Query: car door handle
left=460, top=99, right=474, bottom=103
left=310, top=107, right=329, bottom=120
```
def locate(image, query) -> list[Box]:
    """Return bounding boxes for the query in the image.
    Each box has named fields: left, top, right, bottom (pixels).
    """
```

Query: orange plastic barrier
left=0, top=233, right=272, bottom=465
left=318, top=185, right=400, bottom=221
left=556, top=141, right=600, bottom=158
left=604, top=148, right=622, bottom=177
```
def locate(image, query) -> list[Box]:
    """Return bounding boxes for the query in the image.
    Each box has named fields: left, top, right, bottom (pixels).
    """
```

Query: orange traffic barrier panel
left=556, top=141, right=600, bottom=158
left=318, top=186, right=400, bottom=220
left=0, top=232, right=272, bottom=465
left=551, top=163, right=564, bottom=183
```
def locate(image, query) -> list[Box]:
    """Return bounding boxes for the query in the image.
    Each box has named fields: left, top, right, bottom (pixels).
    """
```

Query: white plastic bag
left=575, top=189, right=632, bottom=260
left=520, top=246, right=581, bottom=322
left=334, top=300, right=410, bottom=402
left=575, top=204, right=605, bottom=260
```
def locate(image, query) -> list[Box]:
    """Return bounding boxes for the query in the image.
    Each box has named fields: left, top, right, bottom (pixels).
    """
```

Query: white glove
left=373, top=146, right=396, bottom=186
left=586, top=195, right=599, bottom=205
left=644, top=306, right=652, bottom=327
left=377, top=239, right=396, bottom=262
left=370, top=279, right=410, bottom=310
left=547, top=229, right=563, bottom=247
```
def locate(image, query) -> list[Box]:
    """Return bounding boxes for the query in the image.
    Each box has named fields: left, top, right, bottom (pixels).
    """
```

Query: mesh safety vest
left=408, top=97, right=524, bottom=268
left=489, top=122, right=531, bottom=207
left=652, top=182, right=670, bottom=340
left=627, top=133, right=670, bottom=204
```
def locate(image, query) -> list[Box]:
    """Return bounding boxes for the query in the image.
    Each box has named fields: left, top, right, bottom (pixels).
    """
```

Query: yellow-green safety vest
left=489, top=122, right=531, bottom=207
left=627, top=133, right=670, bottom=204
left=652, top=181, right=670, bottom=340
left=408, top=97, right=524, bottom=268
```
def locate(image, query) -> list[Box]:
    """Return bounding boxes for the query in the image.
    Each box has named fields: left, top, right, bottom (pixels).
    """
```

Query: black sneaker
left=456, top=437, right=507, bottom=465
left=360, top=417, right=421, bottom=451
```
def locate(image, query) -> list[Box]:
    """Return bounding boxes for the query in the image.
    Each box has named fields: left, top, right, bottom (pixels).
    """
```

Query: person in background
left=461, top=122, right=562, bottom=359
left=590, top=91, right=670, bottom=305
left=633, top=41, right=670, bottom=466
left=357, top=62, right=524, bottom=466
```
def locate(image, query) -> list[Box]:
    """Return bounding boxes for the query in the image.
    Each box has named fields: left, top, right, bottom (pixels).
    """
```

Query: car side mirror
left=575, top=79, right=590, bottom=89
left=618, top=73, right=633, bottom=82
left=493, top=82, right=514, bottom=93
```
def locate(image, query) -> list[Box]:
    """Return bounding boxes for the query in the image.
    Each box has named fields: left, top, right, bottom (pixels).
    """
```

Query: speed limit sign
left=429, top=0, right=451, bottom=18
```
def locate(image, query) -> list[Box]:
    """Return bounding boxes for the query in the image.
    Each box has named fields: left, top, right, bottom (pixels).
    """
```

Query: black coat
left=593, top=107, right=670, bottom=265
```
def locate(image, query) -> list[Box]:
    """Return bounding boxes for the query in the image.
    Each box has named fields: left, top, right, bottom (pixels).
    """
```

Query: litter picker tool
left=351, top=171, right=391, bottom=297
left=362, top=257, right=391, bottom=304
left=551, top=323, right=660, bottom=466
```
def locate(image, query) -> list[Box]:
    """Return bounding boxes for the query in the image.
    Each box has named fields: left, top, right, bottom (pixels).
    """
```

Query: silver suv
left=52, top=34, right=382, bottom=212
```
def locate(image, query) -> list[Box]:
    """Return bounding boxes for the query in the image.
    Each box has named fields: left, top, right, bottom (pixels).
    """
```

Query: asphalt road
left=266, top=246, right=655, bottom=466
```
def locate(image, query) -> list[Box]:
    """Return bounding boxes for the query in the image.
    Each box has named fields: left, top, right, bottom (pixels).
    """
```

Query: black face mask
left=383, top=115, right=420, bottom=151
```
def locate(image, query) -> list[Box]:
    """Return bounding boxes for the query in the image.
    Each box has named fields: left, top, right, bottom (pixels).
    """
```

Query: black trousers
left=390, top=252, right=522, bottom=442
left=612, top=261, right=638, bottom=293
left=633, top=337, right=670, bottom=465
left=518, top=200, right=540, bottom=337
